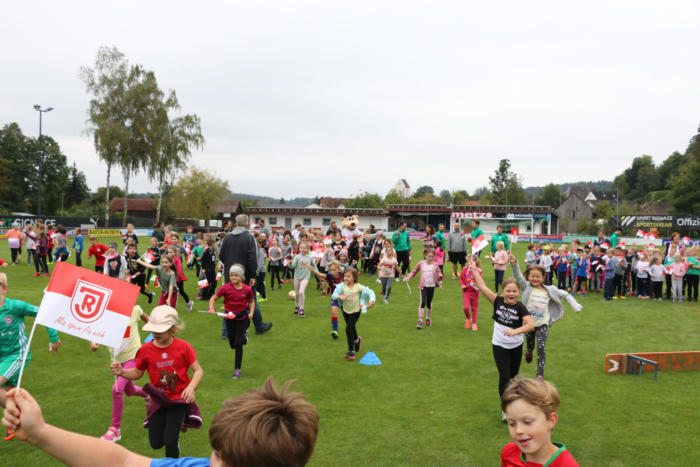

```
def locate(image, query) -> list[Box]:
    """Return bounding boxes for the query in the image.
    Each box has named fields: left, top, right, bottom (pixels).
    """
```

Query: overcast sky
left=3, top=1, right=699, bottom=199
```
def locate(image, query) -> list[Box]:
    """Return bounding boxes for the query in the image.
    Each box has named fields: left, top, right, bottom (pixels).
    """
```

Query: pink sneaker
left=471, top=323, right=478, bottom=331
left=464, top=318, right=471, bottom=329
left=100, top=426, right=121, bottom=442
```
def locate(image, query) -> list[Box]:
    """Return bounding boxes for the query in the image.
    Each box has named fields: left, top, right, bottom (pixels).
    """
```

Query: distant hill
left=524, top=180, right=613, bottom=198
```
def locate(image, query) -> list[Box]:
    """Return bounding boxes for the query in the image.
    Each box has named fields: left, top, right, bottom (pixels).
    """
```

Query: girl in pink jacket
left=405, top=249, right=443, bottom=329
left=460, top=255, right=482, bottom=331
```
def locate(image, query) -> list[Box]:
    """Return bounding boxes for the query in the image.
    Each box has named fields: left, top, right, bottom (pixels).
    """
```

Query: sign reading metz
left=36, top=262, right=140, bottom=349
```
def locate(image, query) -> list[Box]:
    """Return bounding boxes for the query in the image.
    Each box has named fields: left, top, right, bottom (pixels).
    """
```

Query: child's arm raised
left=508, top=253, right=529, bottom=290
left=2, top=389, right=151, bottom=467
left=468, top=259, right=497, bottom=304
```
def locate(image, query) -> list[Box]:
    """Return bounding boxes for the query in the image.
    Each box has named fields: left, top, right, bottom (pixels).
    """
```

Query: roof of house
left=211, top=200, right=241, bottom=214
left=109, top=198, right=156, bottom=213
left=318, top=197, right=347, bottom=208
left=246, top=206, right=386, bottom=216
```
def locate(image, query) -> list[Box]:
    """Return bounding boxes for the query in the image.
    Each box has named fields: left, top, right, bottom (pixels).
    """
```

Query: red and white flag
left=35, top=262, right=140, bottom=349
left=618, top=241, right=626, bottom=248
left=198, top=278, right=209, bottom=288
left=682, top=236, right=690, bottom=245
left=471, top=234, right=489, bottom=253
left=601, top=242, right=610, bottom=249
left=143, top=251, right=155, bottom=264
left=636, top=229, right=646, bottom=238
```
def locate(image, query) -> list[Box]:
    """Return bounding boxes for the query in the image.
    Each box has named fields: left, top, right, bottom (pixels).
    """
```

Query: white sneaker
left=186, top=301, right=194, bottom=312
left=383, top=298, right=389, bottom=304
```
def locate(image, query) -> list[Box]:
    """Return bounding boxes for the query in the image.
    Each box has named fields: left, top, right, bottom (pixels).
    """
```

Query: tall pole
left=33, top=105, right=53, bottom=217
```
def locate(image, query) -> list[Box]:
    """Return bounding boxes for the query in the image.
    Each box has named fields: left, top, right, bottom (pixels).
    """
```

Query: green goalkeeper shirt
left=0, top=298, right=59, bottom=359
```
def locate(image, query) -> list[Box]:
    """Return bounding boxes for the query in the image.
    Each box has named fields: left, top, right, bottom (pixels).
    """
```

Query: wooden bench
left=624, top=354, right=658, bottom=381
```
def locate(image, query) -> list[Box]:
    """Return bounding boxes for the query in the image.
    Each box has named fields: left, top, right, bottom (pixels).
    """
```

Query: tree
left=413, top=185, right=434, bottom=198
left=147, top=91, right=204, bottom=223
left=24, top=135, right=71, bottom=214
left=384, top=189, right=402, bottom=205
left=0, top=123, right=31, bottom=212
left=65, top=163, right=90, bottom=208
left=439, top=189, right=453, bottom=204
left=344, top=192, right=385, bottom=209
left=167, top=168, right=229, bottom=219
left=533, top=183, right=563, bottom=209
left=452, top=190, right=470, bottom=204
left=669, top=127, right=700, bottom=213
left=80, top=46, right=132, bottom=223
left=612, top=155, right=662, bottom=202
left=488, top=159, right=527, bottom=205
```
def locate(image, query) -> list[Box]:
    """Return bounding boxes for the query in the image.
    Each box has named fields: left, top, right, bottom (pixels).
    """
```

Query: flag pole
left=15, top=319, right=39, bottom=390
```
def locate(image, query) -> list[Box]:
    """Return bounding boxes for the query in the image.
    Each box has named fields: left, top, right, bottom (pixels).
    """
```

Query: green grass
left=3, top=238, right=700, bottom=466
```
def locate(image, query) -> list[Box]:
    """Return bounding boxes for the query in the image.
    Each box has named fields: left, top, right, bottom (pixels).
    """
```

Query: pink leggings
left=294, top=279, right=309, bottom=308
left=111, top=359, right=148, bottom=429
left=462, top=291, right=479, bottom=323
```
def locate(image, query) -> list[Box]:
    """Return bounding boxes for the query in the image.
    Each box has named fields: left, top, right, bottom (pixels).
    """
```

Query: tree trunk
left=105, top=164, right=111, bottom=225
left=123, top=169, right=130, bottom=227
left=156, top=172, right=164, bottom=224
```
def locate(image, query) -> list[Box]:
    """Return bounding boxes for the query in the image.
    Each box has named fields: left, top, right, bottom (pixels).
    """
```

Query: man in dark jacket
left=219, top=214, right=273, bottom=336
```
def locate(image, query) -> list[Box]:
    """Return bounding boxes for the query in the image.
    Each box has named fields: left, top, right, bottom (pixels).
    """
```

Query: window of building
left=269, top=217, right=277, bottom=225
left=322, top=218, right=331, bottom=226
left=303, top=218, right=311, bottom=226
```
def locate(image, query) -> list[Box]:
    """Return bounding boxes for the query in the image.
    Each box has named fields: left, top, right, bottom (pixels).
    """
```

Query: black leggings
left=396, top=250, right=411, bottom=275
left=176, top=281, right=190, bottom=303
left=226, top=317, right=250, bottom=369
left=269, top=265, right=282, bottom=288
left=37, top=254, right=48, bottom=273
left=148, top=404, right=188, bottom=458
left=133, top=276, right=150, bottom=297
left=10, top=248, right=21, bottom=264
left=492, top=344, right=522, bottom=397
left=203, top=270, right=216, bottom=299
left=420, top=287, right=435, bottom=309
left=556, top=270, right=567, bottom=290
left=343, top=311, right=361, bottom=352
left=494, top=269, right=505, bottom=292
left=687, top=275, right=699, bottom=301
left=256, top=272, right=266, bottom=299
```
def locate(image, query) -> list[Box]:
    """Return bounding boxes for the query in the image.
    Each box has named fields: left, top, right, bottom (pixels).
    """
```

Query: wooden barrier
left=604, top=351, right=700, bottom=374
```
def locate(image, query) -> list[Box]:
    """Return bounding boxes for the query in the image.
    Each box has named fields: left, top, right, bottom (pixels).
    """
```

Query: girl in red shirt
left=111, top=306, right=203, bottom=459
left=166, top=245, right=193, bottom=312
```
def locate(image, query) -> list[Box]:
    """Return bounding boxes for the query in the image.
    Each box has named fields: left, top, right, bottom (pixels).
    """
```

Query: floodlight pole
left=33, top=105, right=53, bottom=216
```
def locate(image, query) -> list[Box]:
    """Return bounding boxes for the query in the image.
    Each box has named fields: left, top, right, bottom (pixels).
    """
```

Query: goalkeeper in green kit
left=0, top=272, right=61, bottom=440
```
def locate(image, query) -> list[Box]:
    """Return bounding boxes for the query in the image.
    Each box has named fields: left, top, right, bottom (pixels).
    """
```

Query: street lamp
left=33, top=105, right=54, bottom=216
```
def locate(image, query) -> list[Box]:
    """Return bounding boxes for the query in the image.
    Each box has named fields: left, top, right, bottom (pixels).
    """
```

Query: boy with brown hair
left=2, top=376, right=319, bottom=467
left=501, top=377, right=579, bottom=466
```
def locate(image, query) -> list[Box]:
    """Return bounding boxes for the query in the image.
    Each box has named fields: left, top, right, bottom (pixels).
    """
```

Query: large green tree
left=612, top=155, right=662, bottom=202
left=534, top=183, right=563, bottom=209
left=167, top=168, right=229, bottom=219
left=488, top=159, right=527, bottom=205
left=344, top=192, right=385, bottom=209
left=669, top=127, right=700, bottom=213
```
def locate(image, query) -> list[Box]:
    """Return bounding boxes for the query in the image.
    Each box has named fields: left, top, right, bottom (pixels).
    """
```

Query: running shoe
left=465, top=318, right=471, bottom=329
left=426, top=318, right=431, bottom=327
left=331, top=330, right=338, bottom=339
left=471, top=323, right=478, bottom=331
left=100, top=427, right=121, bottom=442
left=354, top=336, right=362, bottom=352
left=525, top=351, right=533, bottom=364
left=299, top=309, right=305, bottom=318
left=233, top=369, right=241, bottom=379
left=344, top=351, right=356, bottom=360
left=416, top=320, right=423, bottom=329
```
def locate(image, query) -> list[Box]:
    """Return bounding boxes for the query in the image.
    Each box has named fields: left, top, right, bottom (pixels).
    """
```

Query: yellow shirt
left=342, top=284, right=363, bottom=314
left=114, top=306, right=144, bottom=363
left=526, top=288, right=550, bottom=327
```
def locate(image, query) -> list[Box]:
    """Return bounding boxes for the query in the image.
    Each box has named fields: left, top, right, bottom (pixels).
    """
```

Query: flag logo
left=70, top=280, right=112, bottom=323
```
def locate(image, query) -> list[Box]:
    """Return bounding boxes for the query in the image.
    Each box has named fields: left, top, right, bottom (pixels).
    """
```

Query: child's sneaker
left=416, top=320, right=423, bottom=329
left=383, top=298, right=389, bottom=304
left=471, top=323, right=478, bottom=331
left=100, top=427, right=121, bottom=442
left=331, top=330, right=338, bottom=339
left=33, top=272, right=40, bottom=277
left=426, top=318, right=431, bottom=327
left=344, top=351, right=356, bottom=360
left=148, top=292, right=155, bottom=304
left=354, top=336, right=362, bottom=352
left=464, top=318, right=471, bottom=329
left=186, top=301, right=194, bottom=312
left=44, top=272, right=50, bottom=277
left=299, top=309, right=305, bottom=318
left=294, top=306, right=299, bottom=314
left=233, top=369, right=241, bottom=379
left=525, top=350, right=533, bottom=363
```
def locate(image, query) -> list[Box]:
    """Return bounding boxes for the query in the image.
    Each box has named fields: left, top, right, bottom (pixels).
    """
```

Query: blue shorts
left=330, top=299, right=340, bottom=308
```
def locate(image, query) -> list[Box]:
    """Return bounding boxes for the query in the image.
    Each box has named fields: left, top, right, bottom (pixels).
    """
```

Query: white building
left=246, top=206, right=389, bottom=232
left=394, top=179, right=411, bottom=199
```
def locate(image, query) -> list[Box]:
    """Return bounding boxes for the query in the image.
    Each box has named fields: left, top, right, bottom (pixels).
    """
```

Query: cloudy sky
left=3, top=1, right=699, bottom=199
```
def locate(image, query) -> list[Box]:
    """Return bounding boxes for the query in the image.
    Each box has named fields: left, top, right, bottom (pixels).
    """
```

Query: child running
left=91, top=306, right=150, bottom=442
left=331, top=268, right=375, bottom=360
left=467, top=259, right=534, bottom=421
left=307, top=260, right=345, bottom=338
left=137, top=255, right=178, bottom=308
left=501, top=377, right=580, bottom=466
left=167, top=245, right=194, bottom=312
left=125, top=244, right=155, bottom=304
left=377, top=245, right=403, bottom=304
left=110, top=306, right=203, bottom=459
left=289, top=241, right=316, bottom=318
left=208, top=265, right=254, bottom=379
left=103, top=243, right=127, bottom=279
left=405, top=248, right=443, bottom=329
left=509, top=254, right=582, bottom=380
left=0, top=272, right=61, bottom=440
left=88, top=235, right=108, bottom=274
left=460, top=254, right=482, bottom=330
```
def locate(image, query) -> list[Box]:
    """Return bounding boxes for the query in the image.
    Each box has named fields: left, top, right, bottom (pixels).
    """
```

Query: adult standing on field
left=593, top=230, right=608, bottom=247
left=610, top=227, right=622, bottom=247
left=490, top=225, right=510, bottom=255
left=219, top=214, right=273, bottom=336
left=470, top=220, right=484, bottom=257
left=447, top=222, right=467, bottom=279
left=6, top=224, right=24, bottom=265
left=435, top=224, right=446, bottom=250
left=393, top=222, right=411, bottom=275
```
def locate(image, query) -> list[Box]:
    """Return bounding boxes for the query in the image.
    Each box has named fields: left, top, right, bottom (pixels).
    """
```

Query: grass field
left=2, top=238, right=699, bottom=466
